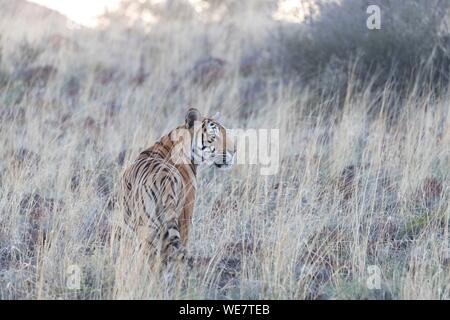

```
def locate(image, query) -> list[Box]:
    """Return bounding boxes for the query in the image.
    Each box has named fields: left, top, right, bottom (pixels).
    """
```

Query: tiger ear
left=185, top=108, right=201, bottom=128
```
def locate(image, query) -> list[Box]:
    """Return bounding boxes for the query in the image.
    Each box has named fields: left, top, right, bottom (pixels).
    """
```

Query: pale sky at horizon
left=27, top=0, right=304, bottom=27
left=28, top=0, right=121, bottom=27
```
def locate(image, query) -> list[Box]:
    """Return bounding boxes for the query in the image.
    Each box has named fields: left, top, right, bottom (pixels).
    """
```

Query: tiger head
left=185, top=108, right=236, bottom=169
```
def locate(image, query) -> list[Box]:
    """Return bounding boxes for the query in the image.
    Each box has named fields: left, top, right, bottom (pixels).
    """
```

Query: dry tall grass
left=0, top=0, right=449, bottom=300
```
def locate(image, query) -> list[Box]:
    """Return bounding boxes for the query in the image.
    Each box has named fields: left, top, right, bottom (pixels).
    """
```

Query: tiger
left=120, top=108, right=236, bottom=268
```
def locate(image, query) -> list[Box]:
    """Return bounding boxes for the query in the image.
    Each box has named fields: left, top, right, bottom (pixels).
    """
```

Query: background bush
left=0, top=0, right=449, bottom=300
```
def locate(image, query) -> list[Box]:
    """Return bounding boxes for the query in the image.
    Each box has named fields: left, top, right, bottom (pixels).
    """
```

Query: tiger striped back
left=121, top=108, right=235, bottom=267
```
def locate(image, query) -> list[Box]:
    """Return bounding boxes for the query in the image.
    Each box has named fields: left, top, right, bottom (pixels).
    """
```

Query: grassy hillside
left=0, top=0, right=449, bottom=299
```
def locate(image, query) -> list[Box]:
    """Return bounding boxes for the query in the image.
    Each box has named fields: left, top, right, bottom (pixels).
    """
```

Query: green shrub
left=277, top=0, right=450, bottom=92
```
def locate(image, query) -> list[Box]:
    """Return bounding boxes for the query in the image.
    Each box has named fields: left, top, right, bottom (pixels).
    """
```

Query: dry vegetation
left=0, top=0, right=449, bottom=299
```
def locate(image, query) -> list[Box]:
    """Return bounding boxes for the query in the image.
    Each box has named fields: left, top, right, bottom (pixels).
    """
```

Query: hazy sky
left=29, top=0, right=121, bottom=27
left=28, top=0, right=303, bottom=27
